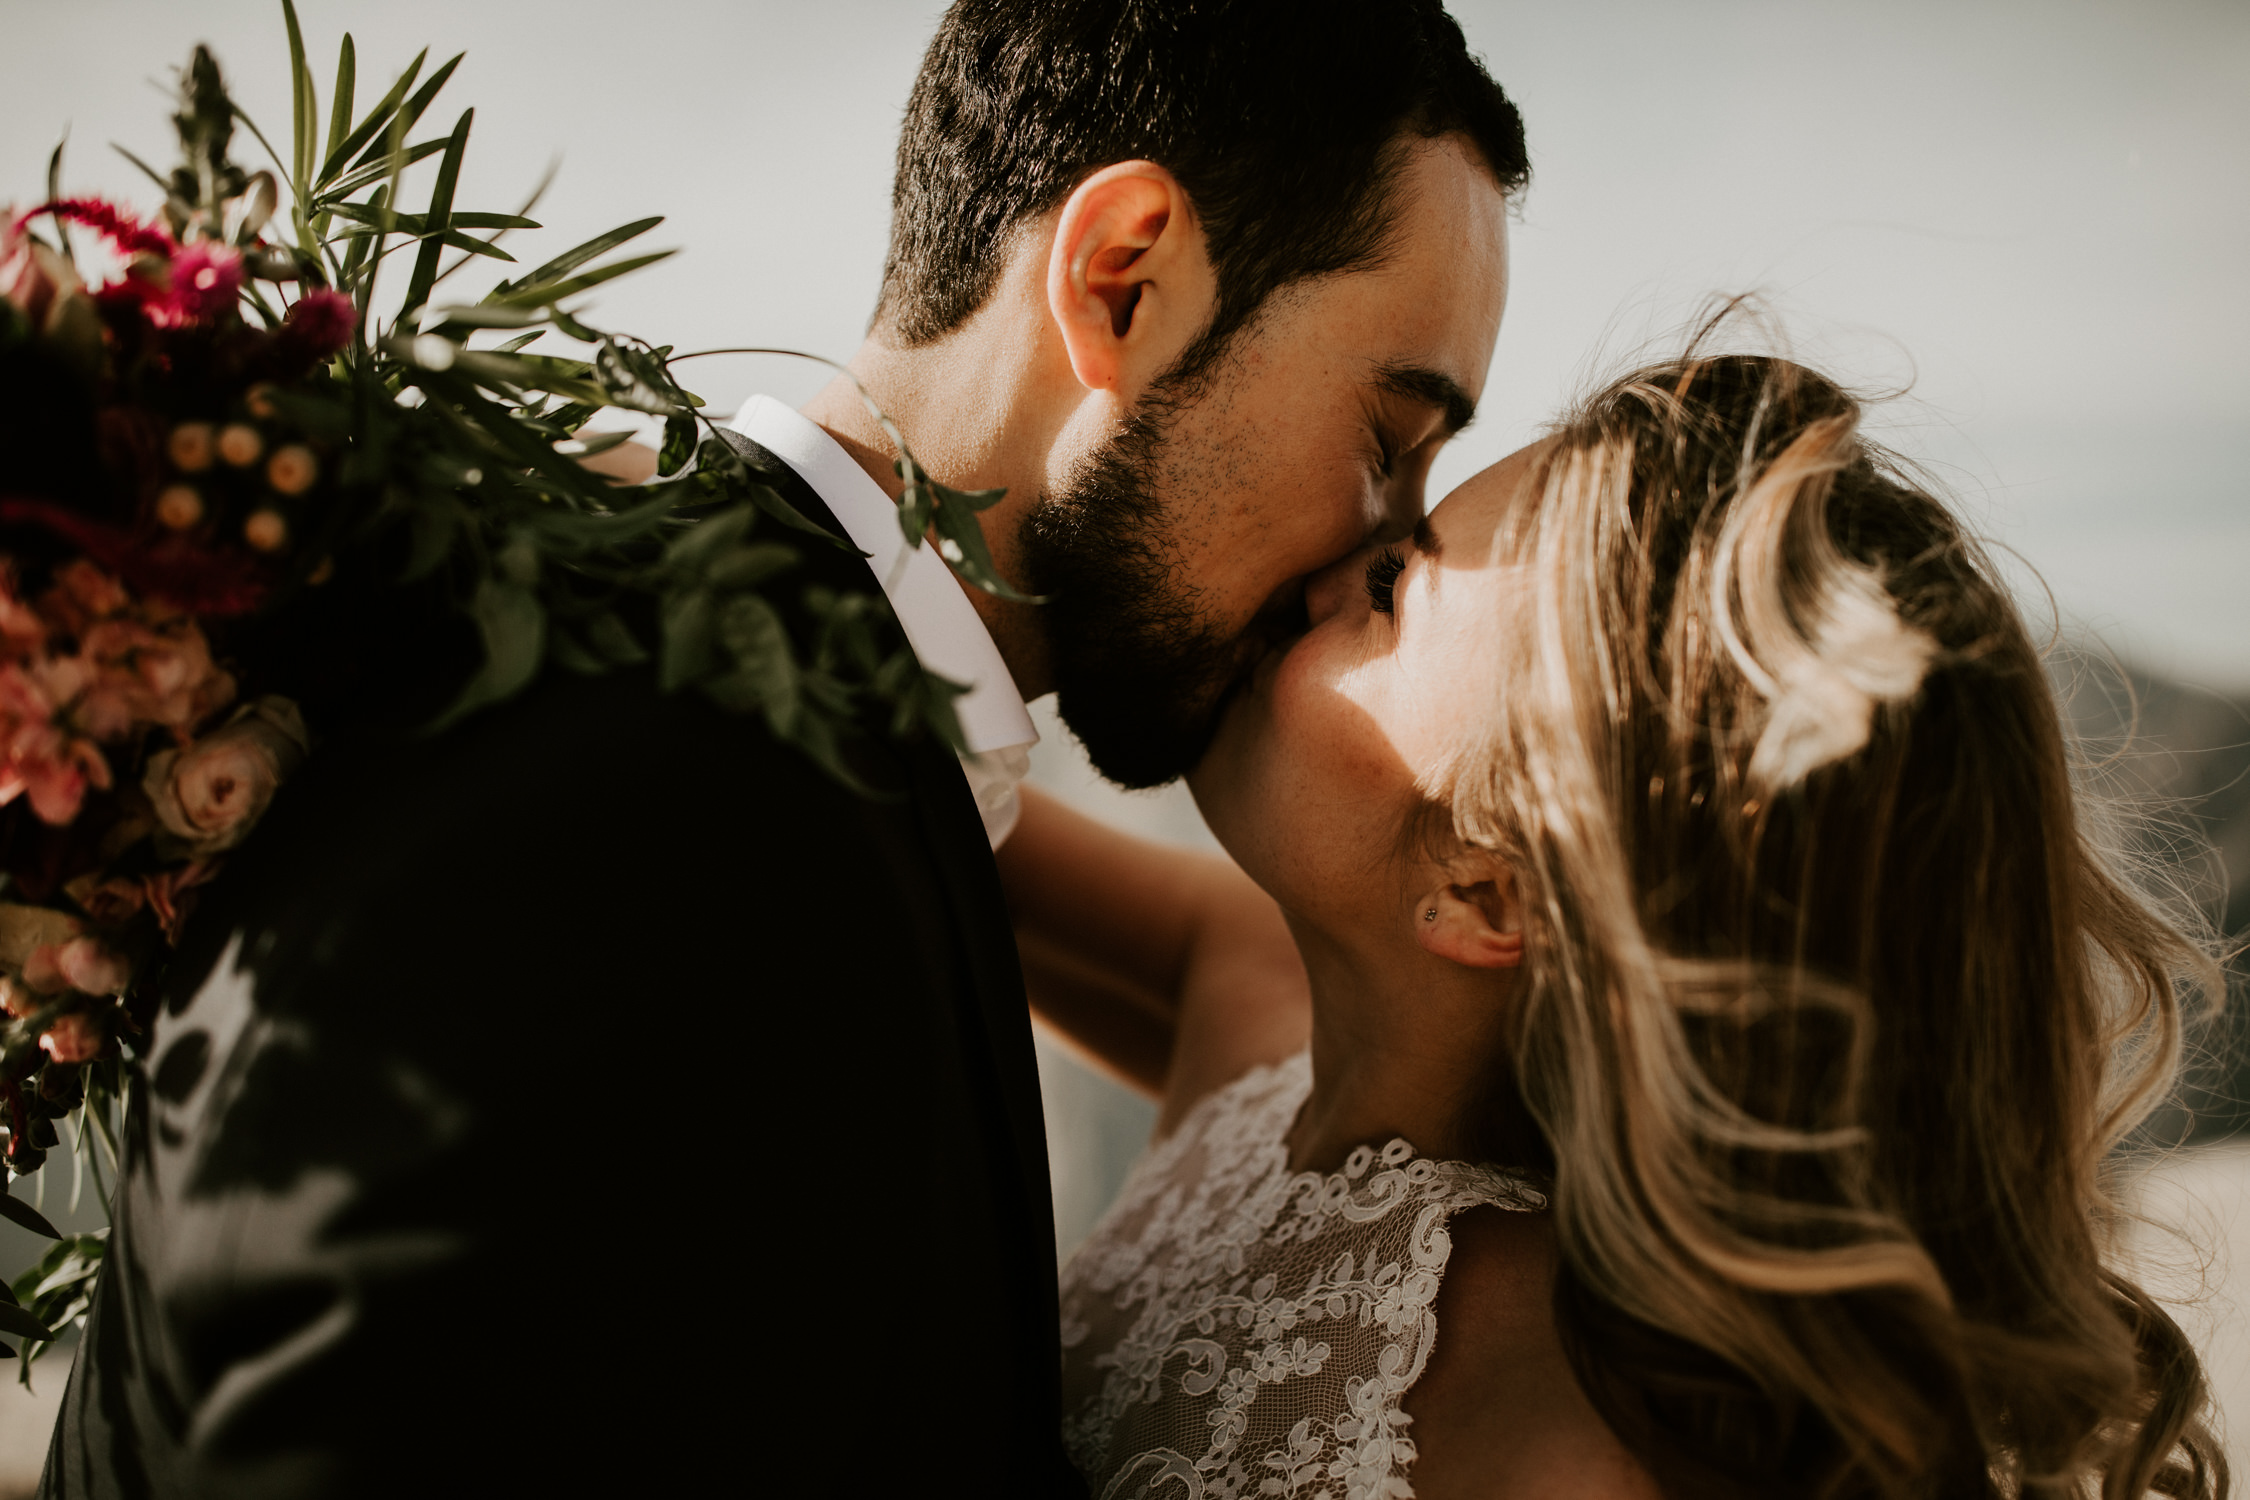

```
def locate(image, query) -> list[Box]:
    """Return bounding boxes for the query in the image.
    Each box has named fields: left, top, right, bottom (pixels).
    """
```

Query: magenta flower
left=283, top=289, right=357, bottom=356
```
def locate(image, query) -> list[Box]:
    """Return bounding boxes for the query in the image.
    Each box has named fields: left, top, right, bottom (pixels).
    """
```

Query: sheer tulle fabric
left=1060, top=1053, right=1545, bottom=1500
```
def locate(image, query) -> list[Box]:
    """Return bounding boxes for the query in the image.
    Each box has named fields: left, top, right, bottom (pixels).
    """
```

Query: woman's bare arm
left=1000, top=785, right=1310, bottom=1127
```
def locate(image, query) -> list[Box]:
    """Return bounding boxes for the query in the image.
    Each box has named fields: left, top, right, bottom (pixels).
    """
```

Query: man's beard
left=1018, top=404, right=1269, bottom=790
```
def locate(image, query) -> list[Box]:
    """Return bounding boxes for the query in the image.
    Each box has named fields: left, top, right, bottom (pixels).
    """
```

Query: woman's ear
left=1413, top=870, right=1524, bottom=970
left=1046, top=161, right=1211, bottom=394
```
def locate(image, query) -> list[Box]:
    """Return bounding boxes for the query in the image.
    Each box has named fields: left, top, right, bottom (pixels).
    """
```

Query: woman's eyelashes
left=1364, top=548, right=1406, bottom=615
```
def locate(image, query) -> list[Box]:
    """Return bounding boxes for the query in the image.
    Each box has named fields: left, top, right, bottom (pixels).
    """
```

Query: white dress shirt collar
left=726, top=396, right=1038, bottom=844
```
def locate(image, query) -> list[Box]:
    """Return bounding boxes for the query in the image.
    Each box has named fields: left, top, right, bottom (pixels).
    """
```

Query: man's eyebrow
left=1375, top=362, right=1477, bottom=435
left=1412, top=513, right=1441, bottom=559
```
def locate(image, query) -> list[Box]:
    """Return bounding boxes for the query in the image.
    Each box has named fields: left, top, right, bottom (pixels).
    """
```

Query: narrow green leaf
left=0, top=1197, right=58, bottom=1240
left=487, top=250, right=674, bottom=310
left=401, top=108, right=472, bottom=325
left=0, top=1306, right=52, bottom=1344
left=44, top=137, right=71, bottom=268
left=110, top=143, right=170, bottom=194
left=325, top=35, right=356, bottom=173
left=317, top=137, right=446, bottom=202
left=283, top=0, right=314, bottom=201
left=319, top=46, right=425, bottom=185
left=501, top=217, right=662, bottom=297
left=352, top=52, right=462, bottom=171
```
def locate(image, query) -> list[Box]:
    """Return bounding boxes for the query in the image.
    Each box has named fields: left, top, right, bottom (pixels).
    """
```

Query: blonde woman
left=1004, top=347, right=2226, bottom=1499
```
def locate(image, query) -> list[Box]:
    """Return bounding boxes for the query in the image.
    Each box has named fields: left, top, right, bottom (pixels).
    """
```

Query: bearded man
left=43, top=2, right=1525, bottom=1495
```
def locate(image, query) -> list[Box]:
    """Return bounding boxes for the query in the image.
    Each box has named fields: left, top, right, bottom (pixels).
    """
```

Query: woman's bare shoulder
left=1404, top=1205, right=1663, bottom=1500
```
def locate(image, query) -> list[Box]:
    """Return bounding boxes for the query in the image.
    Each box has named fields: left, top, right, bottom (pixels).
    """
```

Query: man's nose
left=1304, top=546, right=1377, bottom=625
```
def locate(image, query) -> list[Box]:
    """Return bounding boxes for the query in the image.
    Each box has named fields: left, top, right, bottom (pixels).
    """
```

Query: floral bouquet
left=0, top=3, right=1014, bottom=1374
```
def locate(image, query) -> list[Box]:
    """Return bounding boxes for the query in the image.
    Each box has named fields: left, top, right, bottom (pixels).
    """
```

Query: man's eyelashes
left=1364, top=548, right=1406, bottom=615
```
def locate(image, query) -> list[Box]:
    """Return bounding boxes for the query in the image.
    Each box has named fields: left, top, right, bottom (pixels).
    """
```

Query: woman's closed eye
left=1364, top=548, right=1406, bottom=615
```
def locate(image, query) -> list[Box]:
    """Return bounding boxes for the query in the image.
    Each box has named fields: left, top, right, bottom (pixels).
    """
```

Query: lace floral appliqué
left=1059, top=1052, right=1545, bottom=1500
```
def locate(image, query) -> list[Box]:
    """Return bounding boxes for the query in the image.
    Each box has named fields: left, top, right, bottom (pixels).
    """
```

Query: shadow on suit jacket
left=38, top=464, right=1084, bottom=1497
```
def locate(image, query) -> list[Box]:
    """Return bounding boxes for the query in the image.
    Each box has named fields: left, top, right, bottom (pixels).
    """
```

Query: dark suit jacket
left=39, top=462, right=1079, bottom=1497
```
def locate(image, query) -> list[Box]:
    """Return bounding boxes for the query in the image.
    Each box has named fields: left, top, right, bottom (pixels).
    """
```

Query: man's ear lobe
left=1046, top=160, right=1205, bottom=393
left=1413, top=875, right=1524, bottom=970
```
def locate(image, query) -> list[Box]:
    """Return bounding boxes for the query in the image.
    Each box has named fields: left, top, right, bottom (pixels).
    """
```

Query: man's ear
left=1046, top=161, right=1211, bottom=394
left=1413, top=869, right=1524, bottom=970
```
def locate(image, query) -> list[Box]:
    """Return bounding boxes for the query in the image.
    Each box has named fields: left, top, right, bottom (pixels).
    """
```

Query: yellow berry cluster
left=157, top=384, right=322, bottom=554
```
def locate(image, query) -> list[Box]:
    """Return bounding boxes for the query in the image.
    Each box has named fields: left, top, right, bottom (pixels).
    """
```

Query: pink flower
left=0, top=662, right=111, bottom=825
left=283, top=289, right=356, bottom=357
left=159, top=242, right=242, bottom=326
left=38, top=1011, right=107, bottom=1065
left=143, top=696, right=308, bottom=856
left=19, top=199, right=174, bottom=260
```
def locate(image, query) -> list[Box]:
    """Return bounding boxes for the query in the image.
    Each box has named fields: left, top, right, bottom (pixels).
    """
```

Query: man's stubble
left=1017, top=397, right=1274, bottom=791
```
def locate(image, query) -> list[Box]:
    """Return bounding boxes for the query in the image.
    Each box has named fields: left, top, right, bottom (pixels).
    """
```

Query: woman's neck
left=1282, top=918, right=1515, bottom=1174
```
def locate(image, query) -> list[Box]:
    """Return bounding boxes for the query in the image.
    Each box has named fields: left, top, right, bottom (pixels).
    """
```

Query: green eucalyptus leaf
left=658, top=414, right=696, bottom=477
left=547, top=626, right=608, bottom=676
left=928, top=484, right=1042, bottom=602
left=429, top=578, right=545, bottom=731
left=663, top=506, right=755, bottom=574
left=707, top=543, right=799, bottom=592
left=716, top=594, right=797, bottom=727
left=586, top=611, right=649, bottom=666
left=659, top=587, right=716, bottom=692
left=743, top=480, right=850, bottom=546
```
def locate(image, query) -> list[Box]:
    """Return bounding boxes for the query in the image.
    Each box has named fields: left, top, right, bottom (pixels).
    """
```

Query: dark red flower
left=282, top=290, right=356, bottom=359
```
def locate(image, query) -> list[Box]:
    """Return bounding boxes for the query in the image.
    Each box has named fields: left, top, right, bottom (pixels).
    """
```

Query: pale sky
left=7, top=0, right=2247, bottom=688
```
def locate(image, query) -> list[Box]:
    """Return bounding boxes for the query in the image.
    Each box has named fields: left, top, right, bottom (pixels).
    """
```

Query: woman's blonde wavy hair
left=1441, top=332, right=2226, bottom=1498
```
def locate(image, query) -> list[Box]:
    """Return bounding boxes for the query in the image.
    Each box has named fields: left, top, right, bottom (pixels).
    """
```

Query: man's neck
left=798, top=322, right=1077, bottom=702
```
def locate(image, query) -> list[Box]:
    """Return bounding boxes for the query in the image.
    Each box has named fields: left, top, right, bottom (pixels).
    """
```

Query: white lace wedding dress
left=1059, top=1051, right=1546, bottom=1500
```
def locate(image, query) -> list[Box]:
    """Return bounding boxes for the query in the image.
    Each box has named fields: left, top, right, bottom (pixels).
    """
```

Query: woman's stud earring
left=1423, top=908, right=1438, bottom=922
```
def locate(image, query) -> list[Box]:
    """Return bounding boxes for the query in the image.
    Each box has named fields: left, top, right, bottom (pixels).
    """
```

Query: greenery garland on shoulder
left=0, top=4, right=1020, bottom=1379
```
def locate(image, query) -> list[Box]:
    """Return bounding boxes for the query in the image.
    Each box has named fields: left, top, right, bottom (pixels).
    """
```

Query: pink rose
left=143, top=696, right=308, bottom=856
left=38, top=1011, right=106, bottom=1065
left=76, top=615, right=234, bottom=734
left=24, top=937, right=128, bottom=998
left=42, top=560, right=130, bottom=634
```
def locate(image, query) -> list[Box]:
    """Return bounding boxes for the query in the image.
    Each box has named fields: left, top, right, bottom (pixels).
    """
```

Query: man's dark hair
left=877, top=0, right=1529, bottom=378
